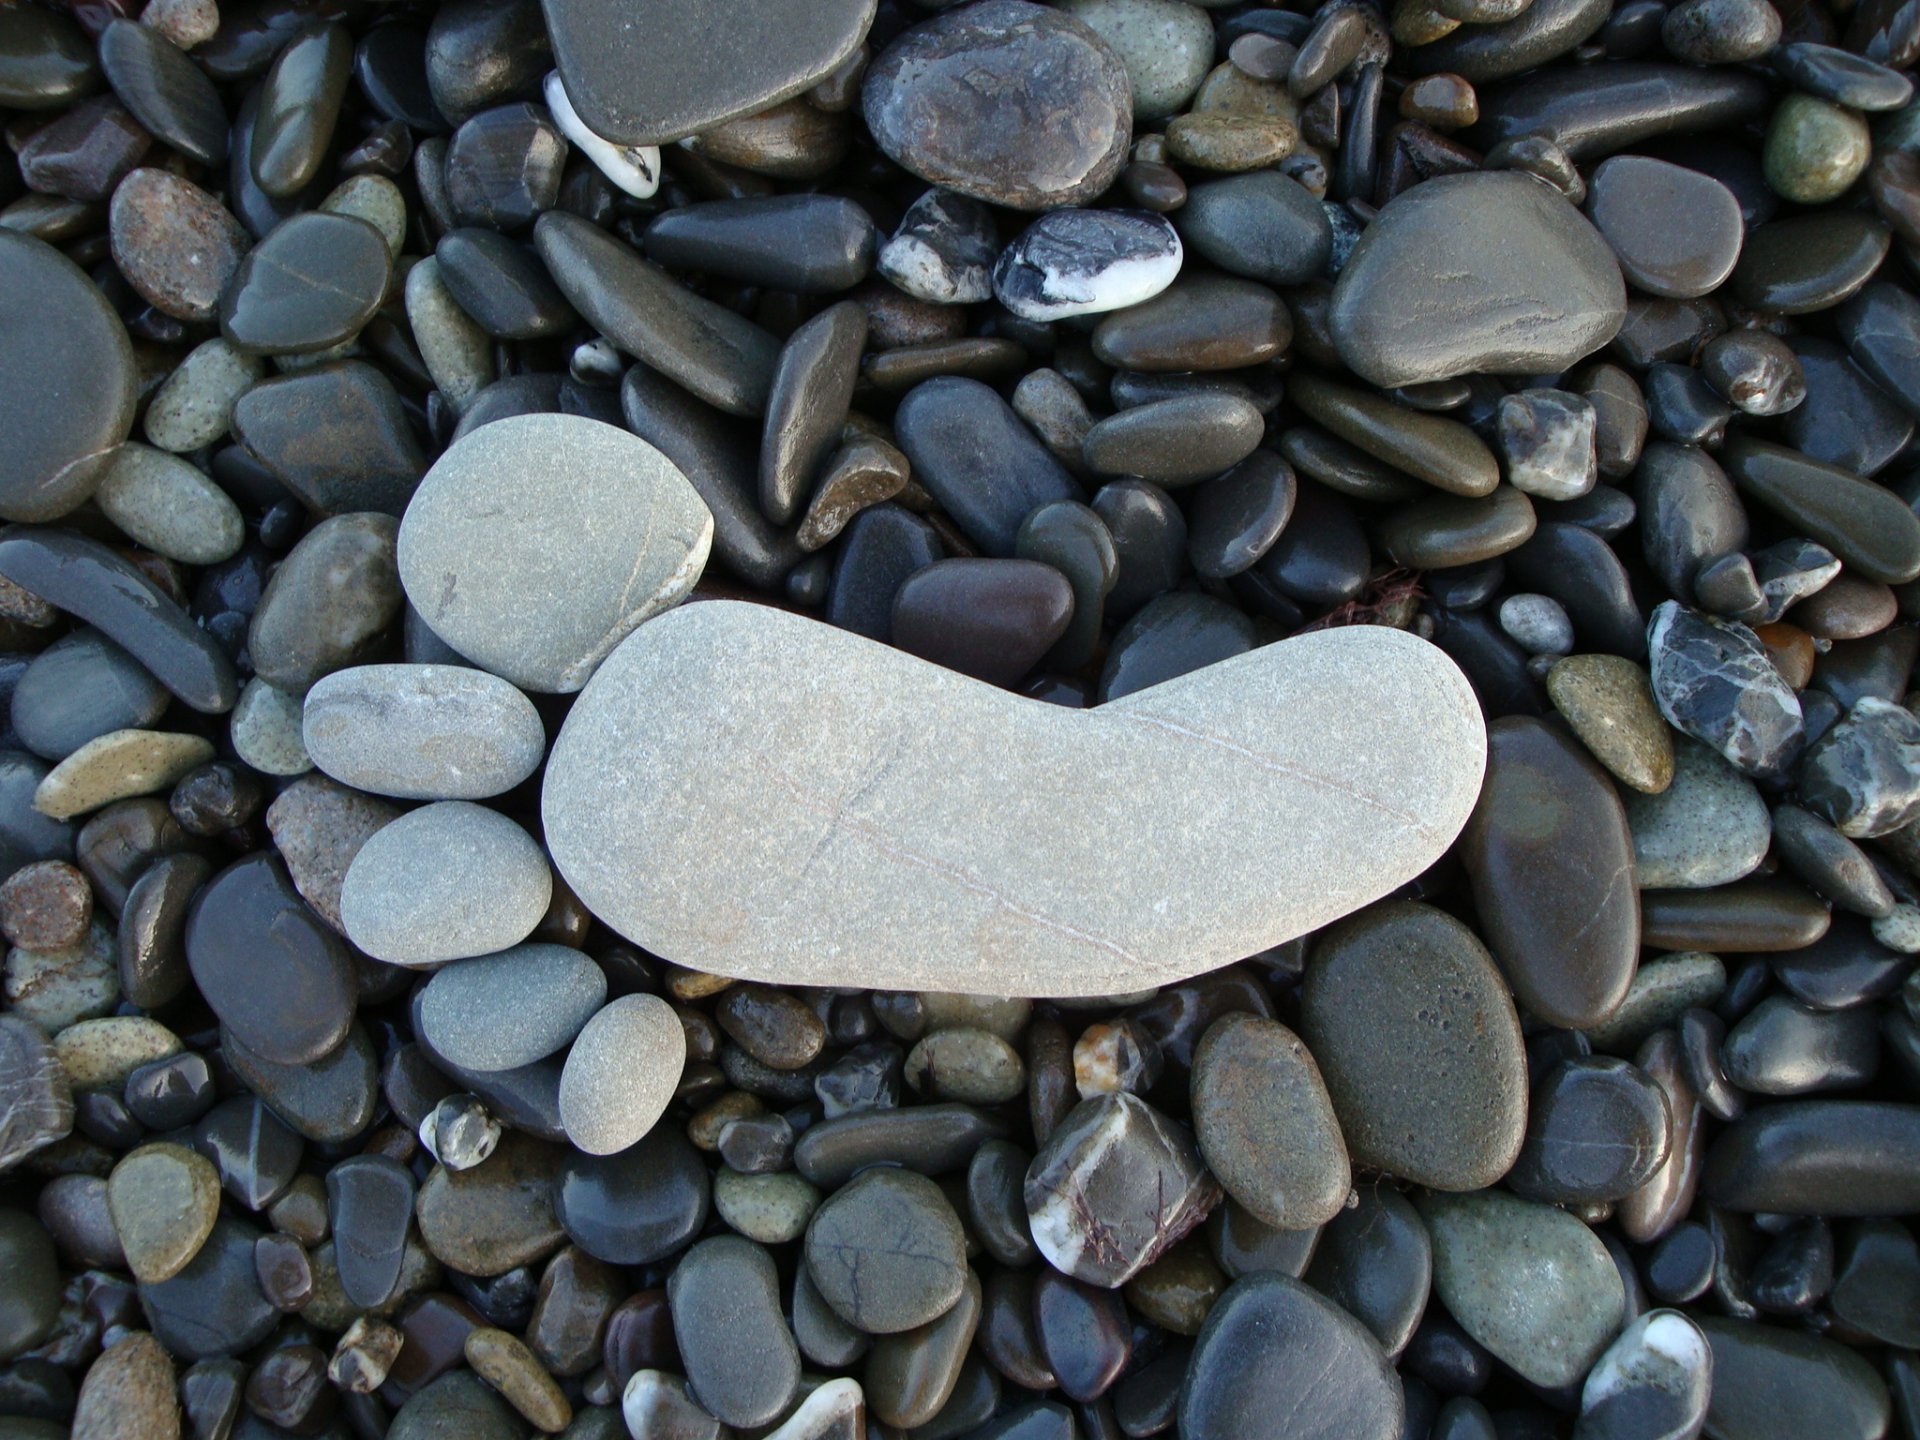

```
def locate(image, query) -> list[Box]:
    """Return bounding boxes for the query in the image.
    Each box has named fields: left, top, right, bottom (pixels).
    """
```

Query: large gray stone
left=396, top=414, right=712, bottom=694
left=302, top=663, right=545, bottom=800
left=543, top=601, right=1485, bottom=996
left=1328, top=171, right=1626, bottom=388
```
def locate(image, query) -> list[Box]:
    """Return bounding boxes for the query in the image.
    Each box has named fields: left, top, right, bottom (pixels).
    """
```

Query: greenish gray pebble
left=142, top=338, right=263, bottom=453
left=904, top=1026, right=1027, bottom=1104
left=1624, top=738, right=1771, bottom=888
left=230, top=676, right=314, bottom=777
left=94, top=443, right=244, bottom=565
left=321, top=174, right=407, bottom=256
left=405, top=256, right=495, bottom=415
left=1585, top=951, right=1727, bottom=1052
left=4, top=919, right=118, bottom=1032
left=1766, top=93, right=1873, bottom=203
left=1062, top=0, right=1216, bottom=119
left=713, top=1168, right=821, bottom=1244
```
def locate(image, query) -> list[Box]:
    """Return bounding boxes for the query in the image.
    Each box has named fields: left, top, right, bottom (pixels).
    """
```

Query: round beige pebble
left=231, top=677, right=313, bottom=777
left=54, top=1016, right=182, bottom=1091
left=144, top=338, right=263, bottom=453
left=33, top=729, right=216, bottom=820
left=107, top=1141, right=221, bottom=1284
left=95, top=443, right=245, bottom=565
left=71, top=1332, right=179, bottom=1440
left=557, top=993, right=685, bottom=1155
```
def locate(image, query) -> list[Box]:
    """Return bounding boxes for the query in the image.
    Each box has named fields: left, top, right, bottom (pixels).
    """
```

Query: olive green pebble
left=1766, top=94, right=1873, bottom=203
left=713, top=1169, right=821, bottom=1244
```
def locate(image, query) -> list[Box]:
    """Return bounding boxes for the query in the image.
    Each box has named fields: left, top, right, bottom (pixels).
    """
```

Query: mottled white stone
left=544, top=601, right=1486, bottom=996
left=1580, top=1309, right=1712, bottom=1440
left=557, top=993, right=685, bottom=1156
left=302, top=663, right=545, bottom=800
left=397, top=414, right=713, bottom=693
left=545, top=71, right=661, bottom=199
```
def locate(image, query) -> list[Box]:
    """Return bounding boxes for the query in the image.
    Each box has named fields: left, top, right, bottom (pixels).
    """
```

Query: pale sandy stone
left=143, top=337, right=262, bottom=452
left=33, top=729, right=215, bottom=819
left=544, top=601, right=1486, bottom=996
left=302, top=663, right=545, bottom=800
left=398, top=414, right=714, bottom=693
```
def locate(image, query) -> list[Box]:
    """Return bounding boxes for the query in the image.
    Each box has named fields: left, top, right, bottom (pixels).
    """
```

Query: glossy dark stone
left=252, top=21, right=352, bottom=197
left=11, top=628, right=167, bottom=762
left=1092, top=481, right=1188, bottom=620
left=895, top=377, right=1080, bottom=556
left=1187, top=453, right=1298, bottom=581
left=326, top=1154, right=414, bottom=1309
left=1097, top=592, right=1256, bottom=703
left=1412, top=0, right=1610, bottom=81
left=1585, top=155, right=1742, bottom=299
left=1637, top=442, right=1747, bottom=605
left=619, top=364, right=803, bottom=587
left=433, top=228, right=575, bottom=341
left=552, top=1126, right=709, bottom=1265
left=118, top=850, right=212, bottom=1010
left=1505, top=521, right=1645, bottom=661
left=1731, top=212, right=1893, bottom=315
left=1698, top=1317, right=1891, bottom=1440
left=645, top=195, right=874, bottom=295
left=545, top=0, right=871, bottom=145
left=795, top=1103, right=1008, bottom=1189
left=546, top=211, right=780, bottom=418
left=1705, top=1101, right=1920, bottom=1214
left=425, top=0, right=549, bottom=123
left=893, top=559, right=1074, bottom=687
left=1783, top=337, right=1913, bottom=477
left=232, top=364, right=422, bottom=518
left=1725, top=434, right=1920, bottom=585
left=98, top=19, right=227, bottom=168
left=186, top=854, right=354, bottom=1066
left=1460, top=716, right=1640, bottom=1030
left=1034, top=1270, right=1131, bottom=1403
left=224, top=1018, right=378, bottom=1144
left=1091, top=276, right=1292, bottom=374
left=138, top=1218, right=278, bottom=1362
left=1722, top=997, right=1880, bottom=1095
left=1376, top=488, right=1538, bottom=570
left=0, top=6, right=98, bottom=111
left=1014, top=501, right=1117, bottom=672
left=1177, top=171, right=1332, bottom=288
left=761, top=299, right=866, bottom=526
left=356, top=21, right=445, bottom=132
left=1303, top=1185, right=1431, bottom=1359
left=222, top=212, right=394, bottom=356
left=444, top=101, right=567, bottom=230
left=1477, top=63, right=1771, bottom=161
left=0, top=232, right=136, bottom=523
left=823, top=503, right=942, bottom=642
left=0, top=528, right=235, bottom=712
left=1248, top=479, right=1370, bottom=611
left=1508, top=1057, right=1672, bottom=1204
left=1180, top=1274, right=1402, bottom=1440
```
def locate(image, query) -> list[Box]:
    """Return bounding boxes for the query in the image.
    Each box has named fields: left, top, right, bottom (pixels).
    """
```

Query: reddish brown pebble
left=0, top=860, right=93, bottom=951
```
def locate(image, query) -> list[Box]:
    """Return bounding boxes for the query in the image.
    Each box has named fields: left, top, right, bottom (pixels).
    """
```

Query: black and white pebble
left=991, top=209, right=1181, bottom=322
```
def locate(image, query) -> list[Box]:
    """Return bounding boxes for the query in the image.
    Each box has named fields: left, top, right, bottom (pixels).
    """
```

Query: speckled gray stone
left=94, top=443, right=244, bottom=566
left=418, top=943, right=606, bottom=1071
left=543, top=601, right=1484, bottom=996
left=1624, top=738, right=1771, bottom=888
left=557, top=993, right=685, bottom=1156
left=302, top=663, right=545, bottom=800
left=397, top=414, right=713, bottom=693
left=341, top=801, right=551, bottom=966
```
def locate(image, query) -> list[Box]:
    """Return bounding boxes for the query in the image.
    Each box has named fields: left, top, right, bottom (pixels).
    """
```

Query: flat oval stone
left=1082, top=393, right=1265, bottom=487
left=341, top=801, right=550, bottom=965
left=221, top=211, right=392, bottom=357
left=1699, top=1317, right=1890, bottom=1440
left=545, top=0, right=872, bottom=145
left=98, top=18, right=226, bottom=168
left=864, top=1, right=1131, bottom=212
left=805, top=1168, right=968, bottom=1333
left=1179, top=1274, right=1401, bottom=1440
left=137, top=1217, right=277, bottom=1362
left=229, top=361, right=427, bottom=517
left=892, top=559, right=1074, bottom=687
left=302, top=664, right=544, bottom=800
left=1419, top=1190, right=1624, bottom=1389
left=553, top=1125, right=710, bottom=1264
left=1460, top=715, right=1639, bottom=1030
left=108, top=168, right=248, bottom=326
left=436, top=227, right=577, bottom=341
left=0, top=232, right=136, bottom=522
left=761, top=300, right=867, bottom=526
left=1289, top=373, right=1500, bottom=498
left=397, top=414, right=712, bottom=694
left=415, top=1130, right=566, bottom=1277
left=1176, top=171, right=1332, bottom=287
left=224, top=1020, right=377, bottom=1144
left=1301, top=1184, right=1430, bottom=1358
left=251, top=21, right=352, bottom=198
left=894, top=378, right=1080, bottom=557
left=1301, top=901, right=1527, bottom=1191
left=645, top=195, right=874, bottom=296
left=1477, top=62, right=1769, bottom=161
left=1091, top=275, right=1291, bottom=372
left=1585, top=155, right=1741, bottom=300
left=94, top=443, right=244, bottom=566
left=544, top=600, right=1483, bottom=995
left=668, top=1236, right=800, bottom=1429
left=418, top=943, right=606, bottom=1071
left=1625, top=737, right=1769, bottom=888
left=324, top=1153, right=413, bottom=1309
left=557, top=993, right=684, bottom=1156
left=0, top=7, right=97, bottom=112
left=1330, top=172, right=1625, bottom=387
left=107, top=1140, right=219, bottom=1283
left=536, top=210, right=779, bottom=418
left=1724, top=434, right=1920, bottom=585
left=794, top=1104, right=1009, bottom=1189
left=1192, top=1013, right=1349, bottom=1232
left=1732, top=211, right=1892, bottom=315
left=185, top=854, right=354, bottom=1066
left=11, top=628, right=168, bottom=762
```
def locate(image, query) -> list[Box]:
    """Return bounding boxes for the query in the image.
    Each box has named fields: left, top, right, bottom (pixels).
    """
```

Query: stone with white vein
left=543, top=71, right=660, bottom=199
left=543, top=600, right=1484, bottom=996
left=992, top=208, right=1181, bottom=322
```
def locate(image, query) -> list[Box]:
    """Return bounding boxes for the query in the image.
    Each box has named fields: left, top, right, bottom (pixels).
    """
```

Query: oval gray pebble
left=302, top=663, right=545, bottom=800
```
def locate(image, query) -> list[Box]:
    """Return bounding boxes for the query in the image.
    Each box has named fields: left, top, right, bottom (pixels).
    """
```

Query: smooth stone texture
left=302, top=664, right=544, bottom=800
left=537, top=211, right=779, bottom=417
left=247, top=513, right=402, bottom=696
left=557, top=993, right=683, bottom=1157
left=645, top=195, right=874, bottom=296
left=1289, top=373, right=1500, bottom=498
left=895, top=378, right=1079, bottom=558
left=1547, top=653, right=1675, bottom=794
left=1192, top=1013, right=1348, bottom=1232
left=11, top=629, right=167, bottom=762
left=1625, top=739, right=1769, bottom=888
left=1477, top=63, right=1770, bottom=161
left=1082, top=393, right=1264, bottom=487
left=397, top=414, right=713, bottom=693
left=1091, top=275, right=1291, bottom=372
left=1577, top=1309, right=1711, bottom=1440
left=1647, top=602, right=1805, bottom=779
left=415, top=1130, right=566, bottom=1276
left=229, top=361, right=426, bottom=517
left=553, top=1126, right=710, bottom=1265
left=325, top=1153, right=413, bottom=1309
left=1302, top=901, right=1527, bottom=1191
left=1025, top=1092, right=1219, bottom=1288
left=107, top=1140, right=219, bottom=1283
left=1421, top=1190, right=1625, bottom=1389
left=108, top=168, right=247, bottom=326
left=220, top=212, right=392, bottom=357
left=1179, top=1275, right=1401, bottom=1440
left=1724, top=434, right=1920, bottom=585
left=1329, top=172, right=1626, bottom=388
left=437, top=227, right=577, bottom=340
left=1302, top=1184, right=1431, bottom=1358
left=341, top=802, right=550, bottom=965
left=98, top=19, right=225, bottom=167
left=1063, top=0, right=1213, bottom=119
left=1722, top=995, right=1879, bottom=1094
left=1698, top=1317, right=1889, bottom=1440
left=1703, top=1101, right=1920, bottom=1214
left=863, top=2, right=1131, bottom=211
left=251, top=21, right=351, bottom=197
left=1176, top=171, right=1331, bottom=286
left=761, top=301, right=867, bottom=526
left=33, top=729, right=214, bottom=820
left=185, top=854, right=353, bottom=1067
left=419, top=944, right=605, bottom=1071
left=668, top=1237, right=800, bottom=1429
left=544, top=0, right=872, bottom=145
left=137, top=1218, right=277, bottom=1362
left=1460, top=716, right=1640, bottom=1031
left=806, top=1168, right=967, bottom=1333
left=1586, top=156, right=1742, bottom=299
left=0, top=232, right=136, bottom=522
left=1507, top=1056, right=1673, bottom=1205
left=545, top=600, right=1483, bottom=995
left=95, top=444, right=243, bottom=565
